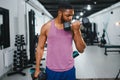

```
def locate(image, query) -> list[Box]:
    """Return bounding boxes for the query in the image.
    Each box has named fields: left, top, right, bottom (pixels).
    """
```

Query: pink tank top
left=46, top=20, right=74, bottom=72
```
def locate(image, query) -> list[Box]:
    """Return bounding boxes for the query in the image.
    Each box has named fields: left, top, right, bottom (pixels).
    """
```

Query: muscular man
left=34, top=2, right=86, bottom=80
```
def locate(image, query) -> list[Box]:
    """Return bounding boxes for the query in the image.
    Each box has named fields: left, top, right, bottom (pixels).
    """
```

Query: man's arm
left=72, top=21, right=86, bottom=53
left=34, top=24, right=47, bottom=77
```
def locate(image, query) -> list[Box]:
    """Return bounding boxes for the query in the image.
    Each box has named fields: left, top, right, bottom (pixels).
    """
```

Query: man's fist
left=71, top=20, right=81, bottom=31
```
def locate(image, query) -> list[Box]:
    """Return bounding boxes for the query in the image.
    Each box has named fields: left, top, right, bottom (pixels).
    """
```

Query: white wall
left=89, top=2, right=120, bottom=45
left=0, top=0, right=52, bottom=77
left=0, top=0, right=18, bottom=77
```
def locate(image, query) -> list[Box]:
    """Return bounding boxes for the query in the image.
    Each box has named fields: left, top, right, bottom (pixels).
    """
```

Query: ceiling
left=38, top=0, right=120, bottom=18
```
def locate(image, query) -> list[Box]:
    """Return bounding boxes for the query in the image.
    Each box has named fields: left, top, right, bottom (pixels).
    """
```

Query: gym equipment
left=73, top=51, right=79, bottom=58
left=104, top=45, right=120, bottom=55
left=82, top=17, right=90, bottom=27
left=99, top=29, right=107, bottom=47
left=29, top=10, right=36, bottom=64
left=115, top=69, right=120, bottom=80
left=7, top=35, right=32, bottom=76
left=64, top=17, right=90, bottom=31
left=63, top=21, right=71, bottom=31
left=31, top=72, right=46, bottom=80
left=30, top=68, right=46, bottom=80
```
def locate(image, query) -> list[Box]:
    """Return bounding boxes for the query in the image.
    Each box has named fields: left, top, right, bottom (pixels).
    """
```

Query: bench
left=104, top=45, right=120, bottom=55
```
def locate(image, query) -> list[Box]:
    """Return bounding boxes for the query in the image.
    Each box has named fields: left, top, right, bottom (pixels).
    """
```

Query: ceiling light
left=87, top=5, right=91, bottom=10
left=115, top=21, right=120, bottom=26
left=94, top=1, right=97, bottom=4
left=76, top=15, right=79, bottom=19
left=80, top=12, right=84, bottom=16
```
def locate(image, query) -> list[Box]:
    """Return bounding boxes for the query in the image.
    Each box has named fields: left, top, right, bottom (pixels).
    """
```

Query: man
left=34, top=2, right=86, bottom=80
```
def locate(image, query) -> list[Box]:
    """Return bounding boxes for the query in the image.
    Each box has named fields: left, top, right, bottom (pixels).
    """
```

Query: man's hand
left=34, top=70, right=40, bottom=78
left=71, top=20, right=81, bottom=31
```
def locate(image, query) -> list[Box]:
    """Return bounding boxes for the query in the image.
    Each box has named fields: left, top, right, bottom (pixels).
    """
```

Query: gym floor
left=1, top=46, right=120, bottom=80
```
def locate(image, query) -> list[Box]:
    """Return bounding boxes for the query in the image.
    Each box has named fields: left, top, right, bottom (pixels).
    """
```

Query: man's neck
left=55, top=16, right=64, bottom=24
left=54, top=17, right=64, bottom=29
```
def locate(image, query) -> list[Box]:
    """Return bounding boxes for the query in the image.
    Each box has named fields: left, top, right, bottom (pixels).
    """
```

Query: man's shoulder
left=43, top=19, right=53, bottom=28
left=41, top=19, right=53, bottom=32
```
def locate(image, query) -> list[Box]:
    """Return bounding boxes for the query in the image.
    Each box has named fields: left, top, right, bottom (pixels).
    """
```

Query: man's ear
left=58, top=10, right=62, bottom=16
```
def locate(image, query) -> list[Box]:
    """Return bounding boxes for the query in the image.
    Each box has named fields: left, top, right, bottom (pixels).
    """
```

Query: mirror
left=0, top=14, right=3, bottom=48
left=0, top=7, right=10, bottom=49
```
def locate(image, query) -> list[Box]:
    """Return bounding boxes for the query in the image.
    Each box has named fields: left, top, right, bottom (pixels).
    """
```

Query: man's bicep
left=39, top=33, right=47, bottom=47
left=37, top=26, right=47, bottom=51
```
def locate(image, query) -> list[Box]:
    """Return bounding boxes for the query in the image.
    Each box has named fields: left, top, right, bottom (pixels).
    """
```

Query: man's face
left=61, top=9, right=74, bottom=22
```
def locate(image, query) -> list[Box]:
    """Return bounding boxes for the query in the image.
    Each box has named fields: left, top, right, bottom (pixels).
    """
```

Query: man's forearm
left=35, top=49, right=44, bottom=71
left=73, top=30, right=86, bottom=53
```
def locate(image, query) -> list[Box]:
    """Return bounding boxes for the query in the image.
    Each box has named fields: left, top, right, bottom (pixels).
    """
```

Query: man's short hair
left=58, top=2, right=73, bottom=10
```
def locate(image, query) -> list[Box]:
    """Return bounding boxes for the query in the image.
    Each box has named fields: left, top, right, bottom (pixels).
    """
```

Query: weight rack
left=7, top=35, right=32, bottom=76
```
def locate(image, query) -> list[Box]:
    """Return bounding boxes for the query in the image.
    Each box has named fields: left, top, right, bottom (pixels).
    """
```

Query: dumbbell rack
left=7, top=35, right=32, bottom=76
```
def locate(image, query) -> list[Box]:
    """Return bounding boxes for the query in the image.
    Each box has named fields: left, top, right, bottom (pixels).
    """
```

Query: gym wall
left=89, top=2, right=120, bottom=45
left=0, top=0, right=18, bottom=77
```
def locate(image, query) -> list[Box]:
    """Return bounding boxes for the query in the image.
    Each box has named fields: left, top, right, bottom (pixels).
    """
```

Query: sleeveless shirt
left=46, top=20, right=74, bottom=72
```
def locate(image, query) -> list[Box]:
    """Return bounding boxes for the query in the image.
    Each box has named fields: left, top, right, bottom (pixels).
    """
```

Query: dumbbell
left=73, top=51, right=79, bottom=58
left=30, top=68, right=46, bottom=80
left=31, top=72, right=46, bottom=80
left=64, top=17, right=90, bottom=31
